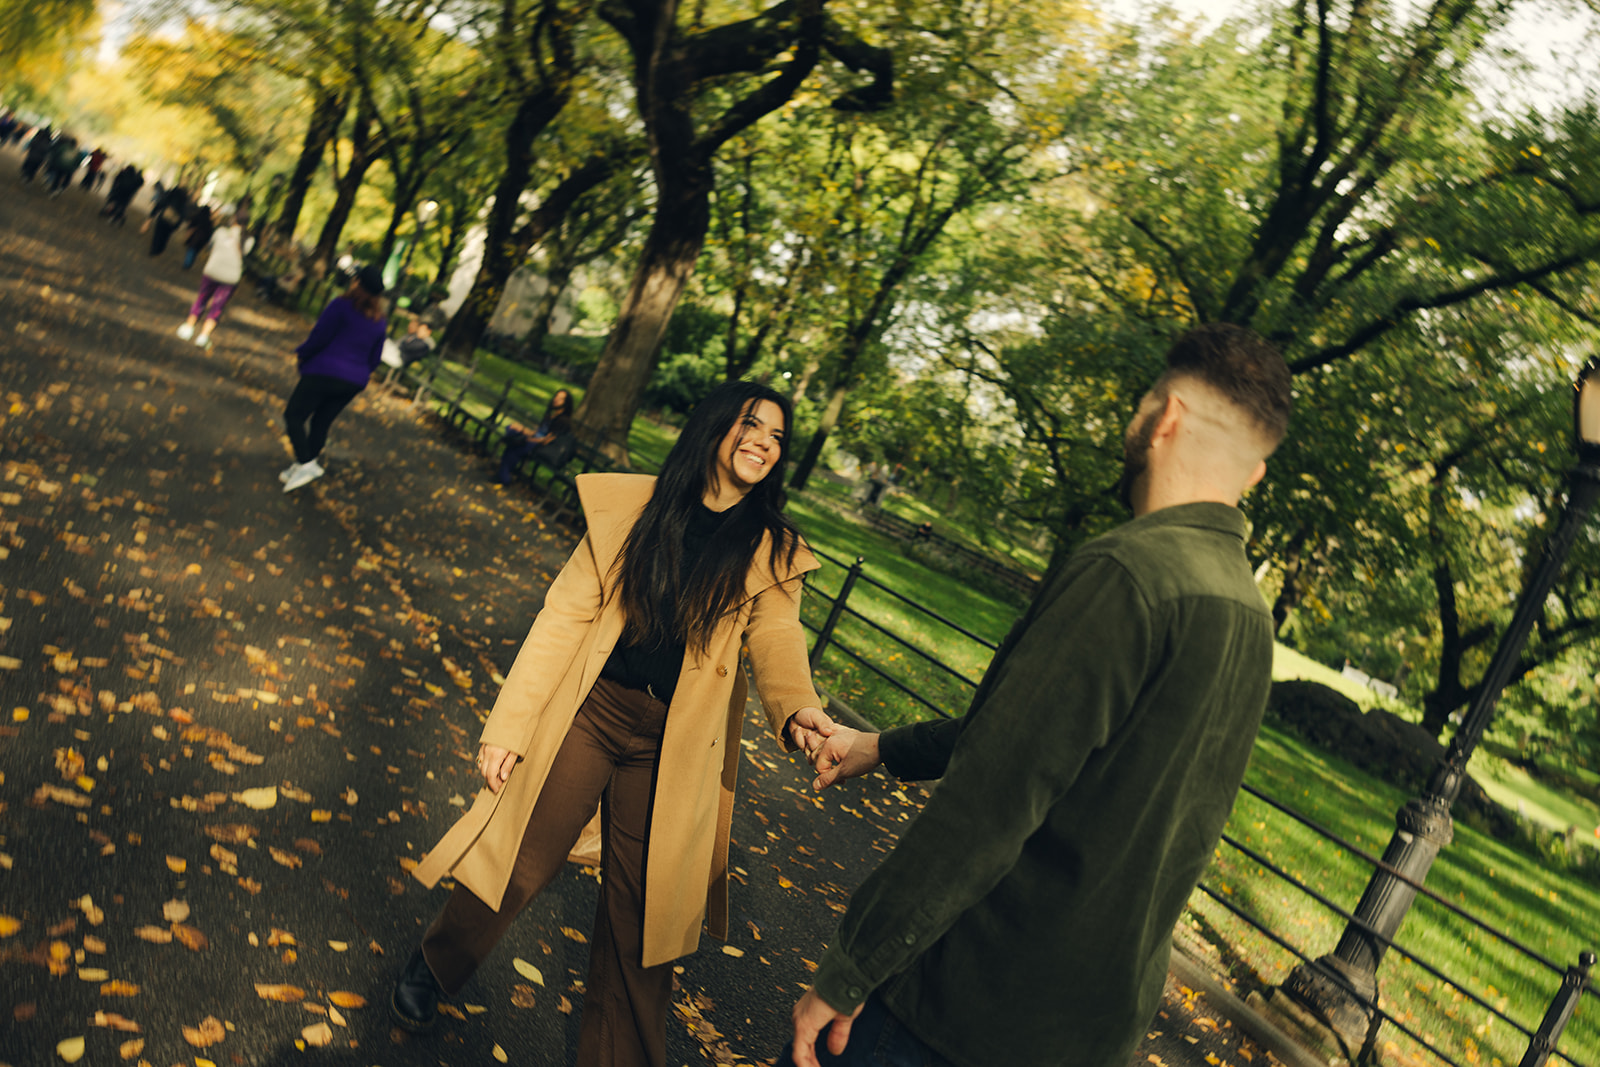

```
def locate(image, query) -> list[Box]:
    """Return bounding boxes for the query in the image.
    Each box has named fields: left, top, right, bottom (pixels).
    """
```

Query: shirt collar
left=1124, top=500, right=1249, bottom=541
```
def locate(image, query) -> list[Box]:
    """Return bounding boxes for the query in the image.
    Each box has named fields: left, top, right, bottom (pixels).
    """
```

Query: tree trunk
left=790, top=380, right=848, bottom=490
left=519, top=261, right=572, bottom=363
left=273, top=86, right=346, bottom=247
left=436, top=89, right=570, bottom=364
left=1270, top=529, right=1310, bottom=635
left=574, top=176, right=713, bottom=460
left=310, top=103, right=380, bottom=276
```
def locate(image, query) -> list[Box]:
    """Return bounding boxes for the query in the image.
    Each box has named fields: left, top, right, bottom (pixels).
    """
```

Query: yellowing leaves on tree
left=513, top=957, right=545, bottom=985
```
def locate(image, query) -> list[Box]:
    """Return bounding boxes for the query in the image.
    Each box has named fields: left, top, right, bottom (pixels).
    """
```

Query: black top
left=599, top=502, right=727, bottom=704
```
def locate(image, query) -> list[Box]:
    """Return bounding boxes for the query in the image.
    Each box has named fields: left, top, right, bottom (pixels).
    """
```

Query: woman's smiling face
left=714, top=399, right=785, bottom=496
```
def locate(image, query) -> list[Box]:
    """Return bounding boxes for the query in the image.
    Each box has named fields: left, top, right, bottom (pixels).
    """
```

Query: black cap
left=356, top=265, right=386, bottom=296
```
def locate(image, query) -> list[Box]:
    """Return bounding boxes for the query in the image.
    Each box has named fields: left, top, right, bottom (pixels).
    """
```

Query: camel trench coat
left=413, top=473, right=822, bottom=967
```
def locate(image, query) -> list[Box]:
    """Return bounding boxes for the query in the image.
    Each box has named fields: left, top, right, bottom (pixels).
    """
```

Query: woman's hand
left=477, top=744, right=518, bottom=793
left=785, top=706, right=835, bottom=758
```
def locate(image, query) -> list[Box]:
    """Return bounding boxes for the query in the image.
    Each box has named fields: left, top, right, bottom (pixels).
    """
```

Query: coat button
left=716, top=665, right=728, bottom=677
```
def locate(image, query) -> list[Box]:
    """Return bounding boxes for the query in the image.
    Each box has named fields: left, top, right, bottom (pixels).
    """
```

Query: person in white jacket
left=176, top=205, right=254, bottom=350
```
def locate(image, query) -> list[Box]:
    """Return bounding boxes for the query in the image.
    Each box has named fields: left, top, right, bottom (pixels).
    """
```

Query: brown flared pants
left=421, top=678, right=674, bottom=1067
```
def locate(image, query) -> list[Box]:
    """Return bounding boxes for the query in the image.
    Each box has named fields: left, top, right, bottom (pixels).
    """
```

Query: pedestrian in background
left=145, top=184, right=188, bottom=256
left=101, top=165, right=143, bottom=226
left=176, top=205, right=252, bottom=350
left=181, top=205, right=216, bottom=270
left=280, top=266, right=389, bottom=492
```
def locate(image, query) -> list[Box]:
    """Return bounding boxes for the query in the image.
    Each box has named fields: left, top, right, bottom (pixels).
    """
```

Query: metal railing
left=802, top=547, right=1001, bottom=721
left=1197, top=780, right=1597, bottom=1067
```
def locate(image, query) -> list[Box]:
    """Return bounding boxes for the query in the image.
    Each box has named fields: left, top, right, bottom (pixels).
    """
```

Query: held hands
left=786, top=707, right=883, bottom=792
left=789, top=988, right=865, bottom=1067
left=477, top=744, right=518, bottom=793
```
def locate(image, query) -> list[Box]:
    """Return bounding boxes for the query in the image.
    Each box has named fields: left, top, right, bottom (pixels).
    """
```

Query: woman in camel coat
left=397, top=381, right=834, bottom=1067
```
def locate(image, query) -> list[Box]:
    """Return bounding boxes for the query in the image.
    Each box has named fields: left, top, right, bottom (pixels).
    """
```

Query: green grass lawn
left=1194, top=724, right=1600, bottom=1067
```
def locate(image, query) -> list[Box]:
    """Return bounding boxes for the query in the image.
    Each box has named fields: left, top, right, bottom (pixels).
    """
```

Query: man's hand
left=789, top=988, right=865, bottom=1067
left=808, top=727, right=881, bottom=791
left=477, top=744, right=518, bottom=793
left=786, top=706, right=836, bottom=758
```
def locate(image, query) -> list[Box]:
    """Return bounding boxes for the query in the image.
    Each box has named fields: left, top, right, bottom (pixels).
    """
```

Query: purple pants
left=189, top=276, right=237, bottom=323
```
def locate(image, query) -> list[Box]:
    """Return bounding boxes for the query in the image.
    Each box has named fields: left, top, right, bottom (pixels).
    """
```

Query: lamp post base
left=1280, top=954, right=1378, bottom=1052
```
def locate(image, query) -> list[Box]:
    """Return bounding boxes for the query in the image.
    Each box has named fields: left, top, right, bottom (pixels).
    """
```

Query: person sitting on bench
left=496, top=389, right=576, bottom=485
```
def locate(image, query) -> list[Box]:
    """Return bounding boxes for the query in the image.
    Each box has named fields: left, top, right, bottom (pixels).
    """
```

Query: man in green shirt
left=782, top=324, right=1293, bottom=1067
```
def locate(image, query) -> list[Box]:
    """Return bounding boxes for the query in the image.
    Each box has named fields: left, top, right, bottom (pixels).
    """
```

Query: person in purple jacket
left=281, top=265, right=389, bottom=492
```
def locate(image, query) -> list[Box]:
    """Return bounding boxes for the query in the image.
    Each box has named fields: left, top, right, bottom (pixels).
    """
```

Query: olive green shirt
left=811, top=502, right=1274, bottom=1067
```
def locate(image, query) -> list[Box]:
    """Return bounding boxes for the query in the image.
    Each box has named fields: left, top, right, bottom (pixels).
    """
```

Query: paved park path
left=0, top=145, right=1294, bottom=1067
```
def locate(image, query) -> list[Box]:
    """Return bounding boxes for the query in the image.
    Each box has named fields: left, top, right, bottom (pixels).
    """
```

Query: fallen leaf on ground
left=233, top=786, right=277, bottom=809
left=205, top=823, right=257, bottom=843
left=171, top=923, right=209, bottom=951
left=721, top=946, right=745, bottom=957
left=162, top=899, right=190, bottom=923
left=465, top=1003, right=487, bottom=1014
left=0, top=915, right=21, bottom=937
left=301, top=1021, right=333, bottom=1047
left=559, top=926, right=588, bottom=944
left=254, top=984, right=307, bottom=1002
left=92, top=1010, right=140, bottom=1032
left=493, top=1044, right=508, bottom=1063
left=513, top=957, right=545, bottom=985
left=511, top=985, right=537, bottom=1008
left=328, top=991, right=366, bottom=1008
left=165, top=856, right=187, bottom=873
left=557, top=994, right=574, bottom=1014
left=56, top=1036, right=85, bottom=1063
left=269, top=846, right=301, bottom=869
left=182, top=1015, right=226, bottom=1047
left=77, top=968, right=110, bottom=981
left=100, top=979, right=139, bottom=996
left=328, top=1006, right=346, bottom=1027
left=133, top=925, right=172, bottom=944
left=328, top=940, right=349, bottom=951
left=118, top=1037, right=144, bottom=1060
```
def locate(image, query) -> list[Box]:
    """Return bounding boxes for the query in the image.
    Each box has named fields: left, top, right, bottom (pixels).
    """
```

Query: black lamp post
left=1280, top=357, right=1600, bottom=1043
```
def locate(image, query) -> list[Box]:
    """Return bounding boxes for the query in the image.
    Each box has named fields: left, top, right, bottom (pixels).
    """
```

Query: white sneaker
left=195, top=333, right=212, bottom=349
left=279, top=464, right=298, bottom=484
left=283, top=460, right=325, bottom=492
left=176, top=323, right=194, bottom=340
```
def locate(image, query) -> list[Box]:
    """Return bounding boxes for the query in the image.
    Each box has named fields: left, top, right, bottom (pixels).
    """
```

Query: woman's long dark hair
left=545, top=389, right=573, bottom=431
left=614, top=380, right=802, bottom=657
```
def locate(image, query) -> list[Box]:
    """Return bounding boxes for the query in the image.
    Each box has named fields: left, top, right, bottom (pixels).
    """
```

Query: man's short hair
left=1157, top=324, right=1292, bottom=449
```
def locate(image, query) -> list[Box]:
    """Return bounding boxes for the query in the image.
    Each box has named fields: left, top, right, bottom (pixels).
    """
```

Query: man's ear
left=1244, top=459, right=1267, bottom=490
left=1149, top=392, right=1185, bottom=446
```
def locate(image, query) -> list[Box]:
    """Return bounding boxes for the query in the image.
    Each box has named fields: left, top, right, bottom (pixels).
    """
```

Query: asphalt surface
left=0, top=142, right=1295, bottom=1067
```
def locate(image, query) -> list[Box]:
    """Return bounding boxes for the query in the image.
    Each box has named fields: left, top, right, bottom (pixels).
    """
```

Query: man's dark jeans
left=777, top=994, right=957, bottom=1067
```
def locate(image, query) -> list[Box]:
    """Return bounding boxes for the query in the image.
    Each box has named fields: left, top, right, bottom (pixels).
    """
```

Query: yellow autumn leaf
left=512, top=957, right=545, bottom=985
left=166, top=856, right=187, bottom=873
left=310, top=809, right=332, bottom=823
left=0, top=914, right=21, bottom=937
left=162, top=899, right=190, bottom=923
left=57, top=1036, right=86, bottom=1063
left=465, top=1003, right=488, bottom=1014
left=78, top=967, right=111, bottom=981
left=100, top=979, right=140, bottom=996
left=559, top=926, right=588, bottom=944
left=254, top=984, right=308, bottom=1002
left=118, top=1036, right=144, bottom=1060
left=328, top=940, right=349, bottom=951
left=328, top=1006, right=346, bottom=1027
left=721, top=946, right=745, bottom=958
left=328, top=991, right=366, bottom=1008
left=302, top=1021, right=334, bottom=1047
left=493, top=1044, right=509, bottom=1063
left=232, top=786, right=278, bottom=810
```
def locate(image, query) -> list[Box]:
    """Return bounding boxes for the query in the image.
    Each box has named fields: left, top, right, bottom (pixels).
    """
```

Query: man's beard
left=1117, top=410, right=1157, bottom=512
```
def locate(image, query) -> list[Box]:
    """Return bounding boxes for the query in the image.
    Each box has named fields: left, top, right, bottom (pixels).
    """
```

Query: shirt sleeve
left=296, top=300, right=345, bottom=363
left=876, top=716, right=968, bottom=781
left=809, top=554, right=1154, bottom=1011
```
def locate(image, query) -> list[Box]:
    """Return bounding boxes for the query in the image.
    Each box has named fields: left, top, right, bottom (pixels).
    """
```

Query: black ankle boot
left=390, top=947, right=442, bottom=1032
